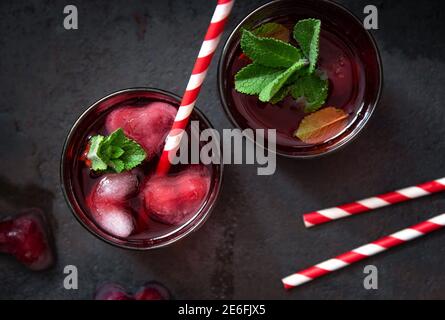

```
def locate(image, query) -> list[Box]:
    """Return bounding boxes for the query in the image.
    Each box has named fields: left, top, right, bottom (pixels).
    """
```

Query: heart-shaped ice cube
left=142, top=165, right=211, bottom=225
left=106, top=102, right=177, bottom=160
left=95, top=281, right=171, bottom=300
left=0, top=209, right=54, bottom=271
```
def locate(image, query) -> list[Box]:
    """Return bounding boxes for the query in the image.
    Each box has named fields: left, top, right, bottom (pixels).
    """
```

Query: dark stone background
left=0, top=0, right=444, bottom=300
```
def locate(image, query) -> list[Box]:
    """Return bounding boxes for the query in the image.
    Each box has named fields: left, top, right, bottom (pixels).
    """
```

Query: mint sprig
left=291, top=73, right=328, bottom=112
left=293, top=19, right=321, bottom=74
left=235, top=63, right=284, bottom=95
left=259, top=59, right=307, bottom=102
left=270, top=86, right=291, bottom=105
left=234, top=18, right=327, bottom=110
left=87, top=128, right=146, bottom=173
left=241, top=29, right=303, bottom=68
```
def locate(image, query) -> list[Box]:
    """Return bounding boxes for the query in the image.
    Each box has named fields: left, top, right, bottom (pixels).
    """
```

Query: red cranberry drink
left=61, top=89, right=222, bottom=249
left=228, top=18, right=363, bottom=145
left=218, top=0, right=382, bottom=157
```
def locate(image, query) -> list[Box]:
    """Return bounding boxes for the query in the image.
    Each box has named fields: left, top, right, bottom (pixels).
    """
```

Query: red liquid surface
left=74, top=100, right=213, bottom=241
left=228, top=21, right=366, bottom=148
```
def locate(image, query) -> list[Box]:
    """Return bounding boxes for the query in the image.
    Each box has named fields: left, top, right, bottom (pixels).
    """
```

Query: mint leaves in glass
left=87, top=129, right=147, bottom=173
left=235, top=19, right=327, bottom=111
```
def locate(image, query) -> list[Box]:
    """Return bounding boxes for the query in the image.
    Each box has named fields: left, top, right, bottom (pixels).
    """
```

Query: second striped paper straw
left=156, top=0, right=235, bottom=175
left=283, top=213, right=445, bottom=289
left=303, top=177, right=445, bottom=228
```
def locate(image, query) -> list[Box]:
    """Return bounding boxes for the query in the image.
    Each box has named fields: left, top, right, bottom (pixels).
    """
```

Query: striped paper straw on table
left=156, top=0, right=235, bottom=175
left=303, top=177, right=445, bottom=228
left=282, top=213, right=445, bottom=289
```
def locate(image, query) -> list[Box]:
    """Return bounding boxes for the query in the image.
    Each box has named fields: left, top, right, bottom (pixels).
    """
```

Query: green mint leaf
left=120, top=140, right=147, bottom=170
left=109, top=159, right=125, bottom=173
left=87, top=135, right=108, bottom=171
left=286, top=68, right=310, bottom=86
left=235, top=62, right=284, bottom=95
left=106, top=128, right=127, bottom=146
left=252, top=22, right=290, bottom=42
left=110, top=146, right=125, bottom=159
left=259, top=59, right=307, bottom=102
left=87, top=128, right=146, bottom=173
left=241, top=29, right=303, bottom=68
left=270, top=86, right=291, bottom=104
left=291, top=73, right=328, bottom=113
left=293, top=19, right=321, bottom=74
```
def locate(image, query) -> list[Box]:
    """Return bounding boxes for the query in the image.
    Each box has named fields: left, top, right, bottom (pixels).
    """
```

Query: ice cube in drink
left=62, top=89, right=221, bottom=249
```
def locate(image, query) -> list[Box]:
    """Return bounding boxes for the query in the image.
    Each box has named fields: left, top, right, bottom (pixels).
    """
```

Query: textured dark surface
left=0, top=0, right=445, bottom=300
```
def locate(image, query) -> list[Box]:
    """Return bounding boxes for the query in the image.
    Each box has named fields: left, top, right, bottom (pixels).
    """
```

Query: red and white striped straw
left=156, top=0, right=235, bottom=175
left=303, top=177, right=445, bottom=228
left=283, top=213, right=445, bottom=289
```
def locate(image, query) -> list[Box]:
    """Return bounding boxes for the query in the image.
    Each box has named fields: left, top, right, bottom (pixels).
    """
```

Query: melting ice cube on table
left=0, top=209, right=54, bottom=271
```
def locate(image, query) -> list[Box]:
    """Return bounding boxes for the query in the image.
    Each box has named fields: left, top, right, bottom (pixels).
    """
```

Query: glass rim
left=217, top=0, right=384, bottom=159
left=60, top=87, right=224, bottom=250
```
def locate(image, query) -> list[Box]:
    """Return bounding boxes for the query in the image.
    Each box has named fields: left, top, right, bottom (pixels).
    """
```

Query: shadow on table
left=0, top=175, right=56, bottom=229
